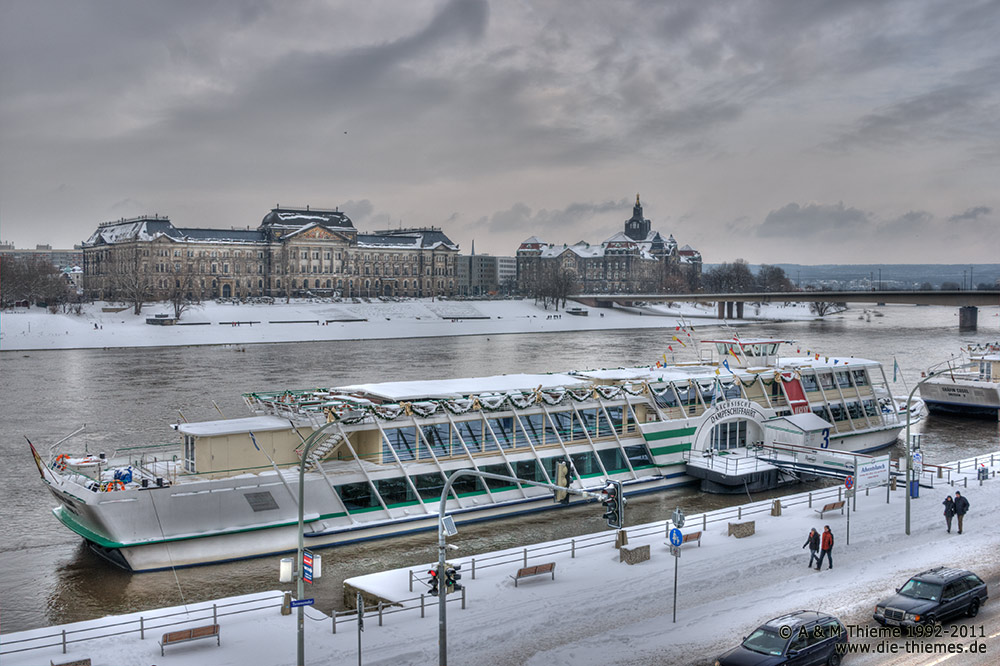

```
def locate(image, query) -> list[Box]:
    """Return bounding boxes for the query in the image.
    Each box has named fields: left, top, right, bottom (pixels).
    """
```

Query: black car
left=715, top=610, right=848, bottom=666
left=874, top=567, right=988, bottom=629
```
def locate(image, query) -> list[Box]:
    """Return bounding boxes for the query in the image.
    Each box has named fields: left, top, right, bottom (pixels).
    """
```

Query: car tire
left=827, top=652, right=842, bottom=666
left=967, top=598, right=980, bottom=618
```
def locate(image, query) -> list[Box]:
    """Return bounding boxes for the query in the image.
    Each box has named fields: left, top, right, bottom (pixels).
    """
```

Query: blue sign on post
left=303, top=551, right=314, bottom=584
left=290, top=598, right=314, bottom=608
left=669, top=527, right=683, bottom=547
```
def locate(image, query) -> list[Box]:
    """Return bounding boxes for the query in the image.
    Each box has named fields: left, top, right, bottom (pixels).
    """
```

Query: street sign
left=290, top=598, right=314, bottom=608
left=670, top=545, right=681, bottom=558
left=845, top=489, right=855, bottom=499
left=844, top=475, right=854, bottom=490
left=442, top=515, right=458, bottom=537
left=912, top=451, right=923, bottom=476
left=671, top=507, right=685, bottom=528
left=857, top=455, right=890, bottom=490
left=302, top=551, right=314, bottom=584
left=668, top=527, right=683, bottom=547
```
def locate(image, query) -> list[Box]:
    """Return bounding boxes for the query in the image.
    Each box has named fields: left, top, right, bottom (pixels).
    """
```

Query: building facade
left=0, top=243, right=83, bottom=269
left=516, top=195, right=701, bottom=294
left=82, top=207, right=459, bottom=301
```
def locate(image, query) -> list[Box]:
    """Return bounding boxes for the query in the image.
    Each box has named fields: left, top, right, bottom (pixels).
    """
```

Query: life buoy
left=54, top=454, right=69, bottom=471
left=101, top=480, right=126, bottom=492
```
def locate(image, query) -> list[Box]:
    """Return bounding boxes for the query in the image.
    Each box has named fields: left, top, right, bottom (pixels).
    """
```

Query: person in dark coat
left=954, top=491, right=970, bottom=534
left=942, top=495, right=956, bottom=533
left=816, top=525, right=834, bottom=570
left=802, top=528, right=820, bottom=568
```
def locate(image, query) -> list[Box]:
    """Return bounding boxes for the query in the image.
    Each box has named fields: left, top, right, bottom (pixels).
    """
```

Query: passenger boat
left=30, top=338, right=908, bottom=571
left=918, top=342, right=1000, bottom=418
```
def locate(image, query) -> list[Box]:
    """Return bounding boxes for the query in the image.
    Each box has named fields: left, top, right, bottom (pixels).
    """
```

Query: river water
left=1, top=305, right=998, bottom=632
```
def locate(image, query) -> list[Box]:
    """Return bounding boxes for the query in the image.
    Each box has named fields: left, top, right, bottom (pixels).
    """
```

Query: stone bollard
left=281, top=591, right=292, bottom=615
left=771, top=499, right=782, bottom=516
left=615, top=529, right=629, bottom=549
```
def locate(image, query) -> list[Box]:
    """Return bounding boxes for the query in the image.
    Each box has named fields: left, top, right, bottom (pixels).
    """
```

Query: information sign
left=912, top=451, right=923, bottom=477
left=856, top=455, right=890, bottom=490
left=668, top=528, right=683, bottom=547
left=302, top=551, right=314, bottom=584
left=670, top=545, right=681, bottom=558
left=290, top=598, right=314, bottom=608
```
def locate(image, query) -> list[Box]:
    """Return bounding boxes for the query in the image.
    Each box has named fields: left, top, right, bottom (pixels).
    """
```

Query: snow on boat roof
left=177, top=415, right=292, bottom=437
left=765, top=413, right=833, bottom=432
left=577, top=366, right=717, bottom=382
left=338, top=373, right=588, bottom=401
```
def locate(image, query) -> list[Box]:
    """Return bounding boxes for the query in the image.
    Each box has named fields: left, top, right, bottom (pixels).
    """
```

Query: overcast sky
left=2, top=0, right=999, bottom=263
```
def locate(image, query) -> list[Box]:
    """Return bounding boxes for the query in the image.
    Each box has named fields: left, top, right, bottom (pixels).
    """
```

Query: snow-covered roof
left=177, top=415, right=292, bottom=437
left=764, top=413, right=833, bottom=432
left=337, top=373, right=589, bottom=401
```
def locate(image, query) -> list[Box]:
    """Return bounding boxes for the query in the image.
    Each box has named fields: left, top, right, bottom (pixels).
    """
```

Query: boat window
left=674, top=385, right=691, bottom=404
left=478, top=463, right=517, bottom=491
left=819, top=373, right=835, bottom=390
left=451, top=474, right=485, bottom=497
left=514, top=459, right=542, bottom=483
left=337, top=482, right=380, bottom=511
left=413, top=473, right=446, bottom=501
left=722, top=382, right=742, bottom=399
left=624, top=444, right=652, bottom=468
left=383, top=427, right=417, bottom=461
left=420, top=423, right=450, bottom=459
left=486, top=417, right=515, bottom=450
left=863, top=399, right=878, bottom=416
left=715, top=343, right=730, bottom=355
left=800, top=374, right=818, bottom=391
left=570, top=452, right=599, bottom=477
left=605, top=406, right=624, bottom=433
left=835, top=371, right=852, bottom=388
left=847, top=402, right=862, bottom=419
left=376, top=477, right=416, bottom=506
left=812, top=405, right=833, bottom=422
left=183, top=435, right=196, bottom=473
left=852, top=370, right=869, bottom=386
left=710, top=420, right=747, bottom=450
left=455, top=418, right=483, bottom=453
left=518, top=413, right=546, bottom=447
left=579, top=409, right=598, bottom=438
left=598, top=448, right=626, bottom=473
left=653, top=386, right=678, bottom=408
left=550, top=411, right=574, bottom=441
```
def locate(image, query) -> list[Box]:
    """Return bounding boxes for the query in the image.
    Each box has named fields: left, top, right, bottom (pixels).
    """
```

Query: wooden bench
left=814, top=500, right=845, bottom=519
left=512, top=562, right=556, bottom=587
left=51, top=659, right=91, bottom=666
left=159, top=624, right=221, bottom=656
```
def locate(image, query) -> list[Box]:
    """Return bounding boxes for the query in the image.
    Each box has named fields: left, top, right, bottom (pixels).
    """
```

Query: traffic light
left=553, top=460, right=571, bottom=505
left=445, top=565, right=463, bottom=593
left=427, top=568, right=439, bottom=596
left=601, top=480, right=624, bottom=529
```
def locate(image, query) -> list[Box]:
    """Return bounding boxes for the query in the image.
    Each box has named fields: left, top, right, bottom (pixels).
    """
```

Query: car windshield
left=899, top=579, right=943, bottom=601
left=741, top=628, right=787, bottom=656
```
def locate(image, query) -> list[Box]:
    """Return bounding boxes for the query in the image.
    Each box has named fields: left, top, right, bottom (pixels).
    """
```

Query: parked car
left=874, top=566, right=987, bottom=629
left=715, top=610, right=847, bottom=666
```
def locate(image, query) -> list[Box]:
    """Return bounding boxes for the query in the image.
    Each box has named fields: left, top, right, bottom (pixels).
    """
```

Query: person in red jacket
left=816, top=525, right=834, bottom=570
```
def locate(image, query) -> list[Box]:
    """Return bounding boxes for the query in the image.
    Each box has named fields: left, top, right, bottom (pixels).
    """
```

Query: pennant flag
left=668, top=345, right=674, bottom=352
left=663, top=353, right=668, bottom=364
left=249, top=431, right=261, bottom=451
left=834, top=359, right=840, bottom=365
left=675, top=326, right=681, bottom=331
left=723, top=359, right=731, bottom=372
left=715, top=368, right=721, bottom=375
left=815, top=353, right=820, bottom=361
left=729, top=346, right=740, bottom=359
left=672, top=335, right=687, bottom=348
left=824, top=356, right=829, bottom=363
left=25, top=436, right=45, bottom=479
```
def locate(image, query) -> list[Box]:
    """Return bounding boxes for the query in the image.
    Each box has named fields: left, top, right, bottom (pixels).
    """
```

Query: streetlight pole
left=435, top=469, right=603, bottom=666
left=294, top=420, right=340, bottom=666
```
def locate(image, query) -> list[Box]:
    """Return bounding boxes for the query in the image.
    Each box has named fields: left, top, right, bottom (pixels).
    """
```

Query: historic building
left=515, top=195, right=701, bottom=294
left=82, top=207, right=459, bottom=301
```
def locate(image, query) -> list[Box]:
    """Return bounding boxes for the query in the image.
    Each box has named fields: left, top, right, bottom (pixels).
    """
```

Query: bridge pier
left=718, top=301, right=725, bottom=319
left=737, top=302, right=744, bottom=319
left=959, top=306, right=978, bottom=331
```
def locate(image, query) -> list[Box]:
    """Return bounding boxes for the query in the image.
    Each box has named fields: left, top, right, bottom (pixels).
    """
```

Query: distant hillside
left=702, top=263, right=1000, bottom=289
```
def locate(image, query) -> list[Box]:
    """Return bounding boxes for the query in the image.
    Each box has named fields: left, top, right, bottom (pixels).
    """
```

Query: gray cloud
left=485, top=199, right=631, bottom=238
left=757, top=202, right=871, bottom=238
left=949, top=206, right=992, bottom=222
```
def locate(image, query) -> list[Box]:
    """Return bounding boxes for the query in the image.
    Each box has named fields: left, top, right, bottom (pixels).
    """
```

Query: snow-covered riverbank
left=0, top=298, right=818, bottom=351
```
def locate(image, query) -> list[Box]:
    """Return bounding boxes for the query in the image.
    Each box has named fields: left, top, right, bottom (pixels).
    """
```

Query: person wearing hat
left=942, top=495, right=955, bottom=533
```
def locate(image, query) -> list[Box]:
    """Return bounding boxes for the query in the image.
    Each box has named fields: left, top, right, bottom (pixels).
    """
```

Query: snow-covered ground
left=4, top=454, right=998, bottom=666
left=0, top=298, right=818, bottom=351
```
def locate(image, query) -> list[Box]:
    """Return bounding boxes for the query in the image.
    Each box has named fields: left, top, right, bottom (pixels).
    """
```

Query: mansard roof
left=260, top=206, right=354, bottom=229
left=359, top=227, right=458, bottom=250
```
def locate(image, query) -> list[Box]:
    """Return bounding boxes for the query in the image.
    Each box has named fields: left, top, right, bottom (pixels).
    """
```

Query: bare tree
left=166, top=264, right=201, bottom=320
left=108, top=244, right=154, bottom=315
left=1, top=256, right=69, bottom=307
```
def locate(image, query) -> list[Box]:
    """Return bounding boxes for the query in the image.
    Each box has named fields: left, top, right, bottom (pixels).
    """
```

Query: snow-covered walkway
left=3, top=454, right=998, bottom=666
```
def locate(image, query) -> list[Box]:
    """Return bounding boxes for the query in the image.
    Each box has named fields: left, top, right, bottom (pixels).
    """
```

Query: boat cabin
left=701, top=338, right=792, bottom=368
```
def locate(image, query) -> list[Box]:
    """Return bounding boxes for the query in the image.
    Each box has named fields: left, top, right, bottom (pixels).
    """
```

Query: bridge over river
left=573, top=290, right=1000, bottom=330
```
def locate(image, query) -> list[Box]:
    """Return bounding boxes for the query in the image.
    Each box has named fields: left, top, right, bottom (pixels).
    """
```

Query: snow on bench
left=512, top=562, right=556, bottom=587
left=50, top=659, right=91, bottom=666
left=159, top=624, right=221, bottom=656
left=814, top=500, right=845, bottom=519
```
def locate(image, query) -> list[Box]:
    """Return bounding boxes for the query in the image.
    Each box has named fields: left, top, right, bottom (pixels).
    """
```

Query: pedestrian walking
left=802, top=528, right=820, bottom=568
left=954, top=491, right=969, bottom=534
left=942, top=495, right=955, bottom=533
left=816, top=525, right=834, bottom=570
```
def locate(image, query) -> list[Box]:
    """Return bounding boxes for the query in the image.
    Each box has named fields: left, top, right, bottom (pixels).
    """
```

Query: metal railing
left=330, top=588, right=467, bottom=634
left=0, top=595, right=282, bottom=658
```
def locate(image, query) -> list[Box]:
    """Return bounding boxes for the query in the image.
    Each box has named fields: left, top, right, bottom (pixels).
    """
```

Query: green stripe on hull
left=643, top=426, right=697, bottom=441
left=649, top=442, right=692, bottom=456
